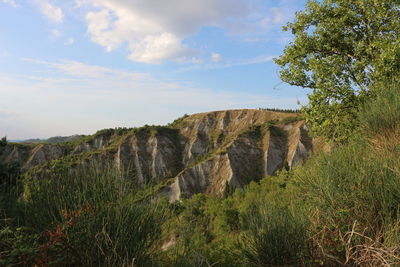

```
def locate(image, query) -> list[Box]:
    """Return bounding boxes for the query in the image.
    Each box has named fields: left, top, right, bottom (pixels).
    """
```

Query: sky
left=0, top=0, right=310, bottom=140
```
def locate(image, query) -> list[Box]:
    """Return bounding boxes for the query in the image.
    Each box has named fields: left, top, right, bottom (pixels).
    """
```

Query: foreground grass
left=1, top=164, right=166, bottom=266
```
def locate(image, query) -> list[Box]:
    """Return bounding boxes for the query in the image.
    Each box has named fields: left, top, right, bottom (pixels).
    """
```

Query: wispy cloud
left=33, top=0, right=64, bottom=23
left=174, top=54, right=276, bottom=73
left=227, top=55, right=276, bottom=67
left=0, top=59, right=301, bottom=139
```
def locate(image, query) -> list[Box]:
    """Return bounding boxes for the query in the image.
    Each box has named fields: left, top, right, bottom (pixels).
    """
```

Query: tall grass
left=236, top=79, right=400, bottom=266
left=240, top=203, right=309, bottom=266
left=359, top=80, right=400, bottom=135
left=2, top=163, right=166, bottom=266
left=292, top=80, right=400, bottom=266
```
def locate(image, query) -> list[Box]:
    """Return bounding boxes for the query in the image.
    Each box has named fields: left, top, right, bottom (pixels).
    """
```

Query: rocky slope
left=0, top=109, right=326, bottom=201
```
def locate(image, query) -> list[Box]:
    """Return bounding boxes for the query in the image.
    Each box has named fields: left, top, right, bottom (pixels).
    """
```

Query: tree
left=275, top=0, right=400, bottom=142
left=0, top=136, right=7, bottom=147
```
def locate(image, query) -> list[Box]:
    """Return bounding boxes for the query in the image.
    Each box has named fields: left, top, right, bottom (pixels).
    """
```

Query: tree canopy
left=275, top=0, right=400, bottom=142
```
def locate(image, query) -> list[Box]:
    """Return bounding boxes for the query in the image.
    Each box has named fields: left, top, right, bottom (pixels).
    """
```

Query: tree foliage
left=275, top=0, right=400, bottom=142
left=0, top=136, right=7, bottom=147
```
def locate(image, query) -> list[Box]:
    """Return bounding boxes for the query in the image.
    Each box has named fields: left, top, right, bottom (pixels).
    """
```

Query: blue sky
left=0, top=0, right=310, bottom=139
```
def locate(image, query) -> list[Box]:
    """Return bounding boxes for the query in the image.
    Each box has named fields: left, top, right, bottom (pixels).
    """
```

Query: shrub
left=0, top=136, right=7, bottom=147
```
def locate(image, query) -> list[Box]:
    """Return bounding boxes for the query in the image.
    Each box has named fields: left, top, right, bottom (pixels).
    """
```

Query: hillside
left=0, top=109, right=323, bottom=200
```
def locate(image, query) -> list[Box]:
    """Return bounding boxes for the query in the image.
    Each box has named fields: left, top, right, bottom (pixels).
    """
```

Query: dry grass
left=341, top=221, right=400, bottom=267
left=310, top=213, right=400, bottom=266
left=368, top=127, right=400, bottom=153
left=368, top=127, right=400, bottom=176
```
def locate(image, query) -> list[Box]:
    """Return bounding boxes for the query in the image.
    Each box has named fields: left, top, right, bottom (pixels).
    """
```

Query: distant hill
left=21, top=135, right=86, bottom=144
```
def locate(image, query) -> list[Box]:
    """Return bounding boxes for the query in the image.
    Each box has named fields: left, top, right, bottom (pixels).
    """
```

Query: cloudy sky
left=0, top=0, right=309, bottom=139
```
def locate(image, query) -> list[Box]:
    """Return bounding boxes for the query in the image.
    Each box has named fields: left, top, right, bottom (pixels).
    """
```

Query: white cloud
left=1, top=0, right=18, bottom=7
left=79, top=0, right=250, bottom=64
left=211, top=53, right=222, bottom=62
left=128, top=33, right=194, bottom=64
left=64, top=38, right=74, bottom=45
left=34, top=0, right=64, bottom=23
left=75, top=0, right=299, bottom=64
left=260, top=7, right=285, bottom=29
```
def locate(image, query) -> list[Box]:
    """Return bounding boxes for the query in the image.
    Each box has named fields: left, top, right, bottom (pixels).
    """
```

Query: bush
left=0, top=136, right=7, bottom=147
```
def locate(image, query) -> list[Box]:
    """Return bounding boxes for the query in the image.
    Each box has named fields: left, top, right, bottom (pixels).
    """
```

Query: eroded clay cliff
left=0, top=109, right=324, bottom=200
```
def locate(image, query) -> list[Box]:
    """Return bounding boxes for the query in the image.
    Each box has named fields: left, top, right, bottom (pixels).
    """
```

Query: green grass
left=240, top=204, right=309, bottom=266
left=1, top=163, right=166, bottom=266
left=359, top=80, right=400, bottom=135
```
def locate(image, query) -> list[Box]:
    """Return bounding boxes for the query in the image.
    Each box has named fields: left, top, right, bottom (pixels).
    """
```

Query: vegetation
left=240, top=204, right=309, bottom=266
left=0, top=136, right=7, bottom=147
left=0, top=136, right=22, bottom=203
left=167, top=113, right=190, bottom=128
left=257, top=108, right=301, bottom=113
left=159, top=79, right=400, bottom=266
left=1, top=0, right=399, bottom=266
left=1, top=163, right=166, bottom=266
left=275, top=0, right=400, bottom=142
left=22, top=135, right=86, bottom=144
